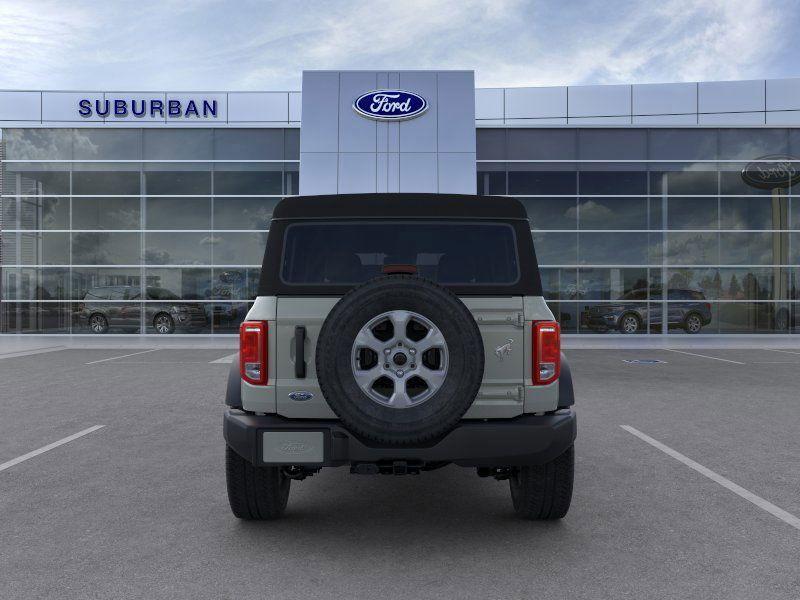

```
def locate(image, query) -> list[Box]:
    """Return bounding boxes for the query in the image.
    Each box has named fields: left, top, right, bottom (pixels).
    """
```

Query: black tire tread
left=510, top=445, right=574, bottom=520
left=226, top=446, right=290, bottom=520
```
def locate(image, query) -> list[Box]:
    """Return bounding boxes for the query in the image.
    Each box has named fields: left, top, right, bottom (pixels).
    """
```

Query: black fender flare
left=225, top=355, right=242, bottom=409
left=558, top=352, right=574, bottom=409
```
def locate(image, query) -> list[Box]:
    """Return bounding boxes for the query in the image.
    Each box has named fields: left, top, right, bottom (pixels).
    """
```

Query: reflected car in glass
left=581, top=288, right=712, bottom=334
left=75, top=286, right=207, bottom=334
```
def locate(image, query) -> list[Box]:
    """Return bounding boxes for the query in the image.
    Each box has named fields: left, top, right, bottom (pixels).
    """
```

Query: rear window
left=280, top=221, right=520, bottom=286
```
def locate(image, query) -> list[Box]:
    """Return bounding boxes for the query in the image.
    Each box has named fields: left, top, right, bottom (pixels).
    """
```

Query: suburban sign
left=78, top=98, right=219, bottom=119
left=741, top=155, right=800, bottom=190
left=352, top=90, right=428, bottom=121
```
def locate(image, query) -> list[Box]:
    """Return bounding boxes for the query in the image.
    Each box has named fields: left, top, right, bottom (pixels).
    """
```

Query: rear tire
left=153, top=313, right=175, bottom=334
left=88, top=313, right=108, bottom=334
left=510, top=445, right=574, bottom=520
left=683, top=312, right=703, bottom=334
left=617, top=313, right=641, bottom=334
left=226, top=446, right=290, bottom=520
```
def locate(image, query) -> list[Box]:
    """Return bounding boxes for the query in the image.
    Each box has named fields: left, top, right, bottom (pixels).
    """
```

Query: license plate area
left=261, top=431, right=325, bottom=464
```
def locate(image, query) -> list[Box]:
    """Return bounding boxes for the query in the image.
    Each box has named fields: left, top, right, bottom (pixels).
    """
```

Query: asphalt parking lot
left=1, top=345, right=799, bottom=599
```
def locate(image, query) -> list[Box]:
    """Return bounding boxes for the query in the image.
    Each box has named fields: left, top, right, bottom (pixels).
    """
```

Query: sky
left=0, top=0, right=798, bottom=91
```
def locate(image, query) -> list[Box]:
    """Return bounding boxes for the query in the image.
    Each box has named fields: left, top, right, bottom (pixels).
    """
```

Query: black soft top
left=272, top=194, right=529, bottom=221
left=259, top=193, right=541, bottom=297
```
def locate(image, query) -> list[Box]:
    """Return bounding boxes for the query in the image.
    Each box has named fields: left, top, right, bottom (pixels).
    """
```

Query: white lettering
left=369, top=93, right=412, bottom=114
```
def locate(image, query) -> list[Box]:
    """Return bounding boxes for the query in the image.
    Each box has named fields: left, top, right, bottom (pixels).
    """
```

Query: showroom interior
left=1, top=72, right=798, bottom=335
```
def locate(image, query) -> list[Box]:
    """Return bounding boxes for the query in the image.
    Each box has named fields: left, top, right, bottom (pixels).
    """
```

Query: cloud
left=0, top=0, right=795, bottom=91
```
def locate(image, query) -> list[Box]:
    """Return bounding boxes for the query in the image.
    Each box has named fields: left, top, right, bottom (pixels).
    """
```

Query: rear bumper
left=223, top=409, right=576, bottom=468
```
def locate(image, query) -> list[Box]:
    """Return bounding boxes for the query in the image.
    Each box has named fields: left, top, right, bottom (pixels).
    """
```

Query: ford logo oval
left=288, top=391, right=314, bottom=402
left=741, top=155, right=800, bottom=190
left=353, top=90, right=428, bottom=121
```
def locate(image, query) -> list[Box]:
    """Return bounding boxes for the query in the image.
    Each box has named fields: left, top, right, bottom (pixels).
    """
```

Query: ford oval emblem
left=288, top=391, right=314, bottom=402
left=353, top=90, right=428, bottom=121
left=741, top=155, right=800, bottom=190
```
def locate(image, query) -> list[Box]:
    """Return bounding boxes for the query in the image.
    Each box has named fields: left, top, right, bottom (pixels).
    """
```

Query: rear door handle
left=295, top=326, right=306, bottom=378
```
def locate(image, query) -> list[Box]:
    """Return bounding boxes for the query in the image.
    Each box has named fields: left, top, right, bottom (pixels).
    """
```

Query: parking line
left=763, top=349, right=800, bottom=356
left=0, top=425, right=105, bottom=473
left=0, top=346, right=66, bottom=360
left=210, top=352, right=238, bottom=364
left=85, top=349, right=158, bottom=365
left=621, top=425, right=800, bottom=531
left=663, top=349, right=745, bottom=364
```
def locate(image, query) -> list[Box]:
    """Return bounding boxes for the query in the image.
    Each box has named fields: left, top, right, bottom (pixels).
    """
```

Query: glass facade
left=0, top=128, right=298, bottom=334
left=1, top=125, right=798, bottom=335
left=478, top=128, right=800, bottom=334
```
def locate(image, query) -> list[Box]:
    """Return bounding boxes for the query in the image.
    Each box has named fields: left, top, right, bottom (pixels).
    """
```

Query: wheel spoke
left=387, top=378, right=413, bottom=408
left=417, top=365, right=447, bottom=391
left=416, top=327, right=446, bottom=353
left=388, top=310, right=411, bottom=342
left=353, top=329, right=384, bottom=354
left=352, top=365, right=381, bottom=390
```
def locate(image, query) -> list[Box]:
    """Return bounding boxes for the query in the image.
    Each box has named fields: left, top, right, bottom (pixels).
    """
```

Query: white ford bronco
left=224, top=194, right=576, bottom=520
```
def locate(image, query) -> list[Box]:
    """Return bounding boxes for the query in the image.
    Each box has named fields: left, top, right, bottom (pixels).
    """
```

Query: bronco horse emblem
left=494, top=338, right=514, bottom=360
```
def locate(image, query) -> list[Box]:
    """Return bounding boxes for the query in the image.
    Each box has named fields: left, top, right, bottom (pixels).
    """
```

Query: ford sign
left=353, top=90, right=428, bottom=121
left=741, top=155, right=800, bottom=190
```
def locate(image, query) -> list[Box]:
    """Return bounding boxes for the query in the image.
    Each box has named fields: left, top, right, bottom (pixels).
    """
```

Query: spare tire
left=316, top=275, right=484, bottom=445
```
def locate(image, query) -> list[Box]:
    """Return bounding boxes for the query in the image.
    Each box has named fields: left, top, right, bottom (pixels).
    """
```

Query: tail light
left=533, top=320, right=560, bottom=385
left=240, top=321, right=268, bottom=385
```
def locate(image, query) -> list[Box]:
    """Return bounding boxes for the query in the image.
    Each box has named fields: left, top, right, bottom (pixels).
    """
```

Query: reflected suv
left=582, top=287, right=712, bottom=334
left=76, top=286, right=207, bottom=334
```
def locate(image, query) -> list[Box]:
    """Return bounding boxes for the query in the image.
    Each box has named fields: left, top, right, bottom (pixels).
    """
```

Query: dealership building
left=1, top=70, right=799, bottom=336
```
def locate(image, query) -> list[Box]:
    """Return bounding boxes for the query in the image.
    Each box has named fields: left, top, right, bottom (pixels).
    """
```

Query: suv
left=582, top=287, right=712, bottom=334
left=224, top=194, right=576, bottom=520
left=76, top=286, right=207, bottom=334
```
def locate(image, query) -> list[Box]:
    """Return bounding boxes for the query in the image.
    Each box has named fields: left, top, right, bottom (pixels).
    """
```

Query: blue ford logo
left=353, top=90, right=428, bottom=121
left=288, top=391, right=314, bottom=402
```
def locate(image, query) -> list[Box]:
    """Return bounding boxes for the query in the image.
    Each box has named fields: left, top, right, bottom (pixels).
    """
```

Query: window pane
left=579, top=171, right=647, bottom=195
left=72, top=268, right=142, bottom=300
left=578, top=268, right=650, bottom=300
left=508, top=170, right=575, bottom=195
left=578, top=233, right=650, bottom=265
left=720, top=196, right=783, bottom=230
left=73, top=197, right=140, bottom=229
left=666, top=268, right=721, bottom=300
left=213, top=169, right=282, bottom=195
left=507, top=129, right=576, bottom=160
left=145, top=232, right=212, bottom=265
left=720, top=232, right=780, bottom=265
left=539, top=268, right=577, bottom=300
left=209, top=302, right=251, bottom=333
left=1, top=267, right=69, bottom=300
left=145, top=268, right=212, bottom=300
left=717, top=268, right=777, bottom=300
left=532, top=232, right=577, bottom=265
left=20, top=196, right=70, bottom=230
left=667, top=198, right=718, bottom=230
left=649, top=129, right=717, bottom=161
left=580, top=302, right=648, bottom=334
left=280, top=223, right=519, bottom=286
left=476, top=167, right=506, bottom=195
left=145, top=197, right=211, bottom=230
left=667, top=232, right=719, bottom=264
left=1, top=302, right=71, bottom=333
left=578, top=129, right=646, bottom=161
left=519, top=197, right=577, bottom=230
left=72, top=171, right=140, bottom=195
left=212, top=233, right=268, bottom=266
left=476, top=129, right=506, bottom=160
left=143, top=129, right=213, bottom=160
left=72, top=232, right=141, bottom=264
left=145, top=171, right=211, bottom=195
left=211, top=268, right=260, bottom=300
left=577, top=197, right=647, bottom=230
left=213, top=129, right=284, bottom=160
left=3, top=129, right=73, bottom=160
left=213, top=197, right=277, bottom=230
left=718, top=128, right=788, bottom=160
left=16, top=232, right=69, bottom=265
left=284, top=129, right=299, bottom=159
left=9, top=170, right=70, bottom=195
left=72, top=129, right=141, bottom=160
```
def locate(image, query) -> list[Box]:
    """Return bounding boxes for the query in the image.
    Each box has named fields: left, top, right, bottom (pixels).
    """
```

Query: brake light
left=240, top=321, right=268, bottom=385
left=533, top=321, right=560, bottom=385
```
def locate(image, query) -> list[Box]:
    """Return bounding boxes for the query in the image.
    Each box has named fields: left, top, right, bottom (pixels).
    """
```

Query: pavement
left=0, top=345, right=799, bottom=599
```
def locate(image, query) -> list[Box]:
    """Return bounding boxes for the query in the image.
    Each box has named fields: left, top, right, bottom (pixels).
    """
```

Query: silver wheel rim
left=90, top=315, right=106, bottom=333
left=622, top=315, right=638, bottom=333
left=351, top=310, right=448, bottom=409
left=155, top=315, right=172, bottom=334
left=687, top=315, right=702, bottom=333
